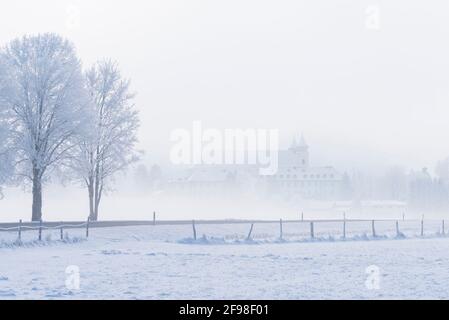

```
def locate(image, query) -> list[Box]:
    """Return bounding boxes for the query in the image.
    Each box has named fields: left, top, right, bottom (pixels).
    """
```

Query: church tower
left=289, top=133, right=309, bottom=167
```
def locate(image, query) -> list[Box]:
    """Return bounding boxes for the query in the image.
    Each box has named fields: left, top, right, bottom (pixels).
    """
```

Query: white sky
left=1, top=0, right=449, bottom=172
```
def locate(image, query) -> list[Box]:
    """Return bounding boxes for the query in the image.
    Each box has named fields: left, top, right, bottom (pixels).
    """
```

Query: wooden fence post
left=86, top=216, right=90, bottom=238
left=192, top=220, right=197, bottom=240
left=421, top=216, right=424, bottom=237
left=246, top=223, right=254, bottom=241
left=301, top=212, right=304, bottom=221
left=396, top=220, right=400, bottom=237
left=38, top=219, right=42, bottom=241
left=310, top=221, right=314, bottom=239
left=442, top=220, right=445, bottom=235
left=279, top=219, right=283, bottom=240
left=18, top=219, right=22, bottom=240
left=371, top=220, right=376, bottom=237
left=60, top=222, right=63, bottom=240
left=153, top=211, right=156, bottom=226
left=343, top=214, right=346, bottom=239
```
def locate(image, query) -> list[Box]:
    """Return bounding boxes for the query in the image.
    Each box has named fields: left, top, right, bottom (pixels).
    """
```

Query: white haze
left=1, top=0, right=449, bottom=221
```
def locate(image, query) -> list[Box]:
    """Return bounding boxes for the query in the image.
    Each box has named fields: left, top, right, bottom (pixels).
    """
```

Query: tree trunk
left=93, top=181, right=102, bottom=221
left=94, top=197, right=100, bottom=222
left=31, top=167, right=42, bottom=222
left=89, top=172, right=102, bottom=221
left=88, top=180, right=95, bottom=221
left=91, top=160, right=101, bottom=221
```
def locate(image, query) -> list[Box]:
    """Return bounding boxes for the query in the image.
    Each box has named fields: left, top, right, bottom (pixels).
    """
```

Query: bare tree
left=0, top=34, right=90, bottom=221
left=71, top=60, right=139, bottom=221
left=0, top=124, right=13, bottom=198
left=0, top=60, right=14, bottom=197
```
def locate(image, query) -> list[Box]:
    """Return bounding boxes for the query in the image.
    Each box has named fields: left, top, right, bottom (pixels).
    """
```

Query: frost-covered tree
left=0, top=60, right=14, bottom=197
left=0, top=34, right=90, bottom=221
left=71, top=60, right=139, bottom=221
left=382, top=166, right=407, bottom=200
left=0, top=124, right=13, bottom=198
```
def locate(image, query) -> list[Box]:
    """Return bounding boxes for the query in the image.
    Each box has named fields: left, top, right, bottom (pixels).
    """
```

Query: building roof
left=186, top=169, right=233, bottom=182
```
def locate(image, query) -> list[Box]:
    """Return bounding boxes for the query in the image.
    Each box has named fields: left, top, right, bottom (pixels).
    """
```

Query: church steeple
left=298, top=133, right=307, bottom=148
left=290, top=133, right=308, bottom=150
left=289, top=132, right=309, bottom=167
left=290, top=135, right=298, bottom=149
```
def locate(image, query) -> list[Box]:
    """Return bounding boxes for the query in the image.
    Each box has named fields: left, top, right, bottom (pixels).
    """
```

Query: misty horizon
left=1, top=1, right=449, bottom=223
left=2, top=0, right=449, bottom=171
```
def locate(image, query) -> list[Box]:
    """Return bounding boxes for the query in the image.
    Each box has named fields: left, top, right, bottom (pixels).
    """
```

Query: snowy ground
left=1, top=221, right=449, bottom=299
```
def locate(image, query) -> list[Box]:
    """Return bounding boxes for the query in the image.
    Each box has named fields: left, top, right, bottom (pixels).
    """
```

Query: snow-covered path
left=1, top=224, right=449, bottom=299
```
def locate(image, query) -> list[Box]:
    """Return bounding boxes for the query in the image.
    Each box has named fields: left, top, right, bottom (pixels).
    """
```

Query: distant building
left=168, top=134, right=343, bottom=200
left=259, top=135, right=343, bottom=200
left=333, top=200, right=407, bottom=216
left=408, top=167, right=449, bottom=212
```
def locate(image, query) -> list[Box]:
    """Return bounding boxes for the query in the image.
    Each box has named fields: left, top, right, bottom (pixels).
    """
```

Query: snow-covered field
left=1, top=221, right=449, bottom=299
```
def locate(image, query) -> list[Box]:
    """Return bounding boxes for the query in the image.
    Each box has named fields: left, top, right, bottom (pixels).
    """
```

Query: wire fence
left=189, top=218, right=447, bottom=242
left=0, top=218, right=90, bottom=241
left=0, top=214, right=447, bottom=243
